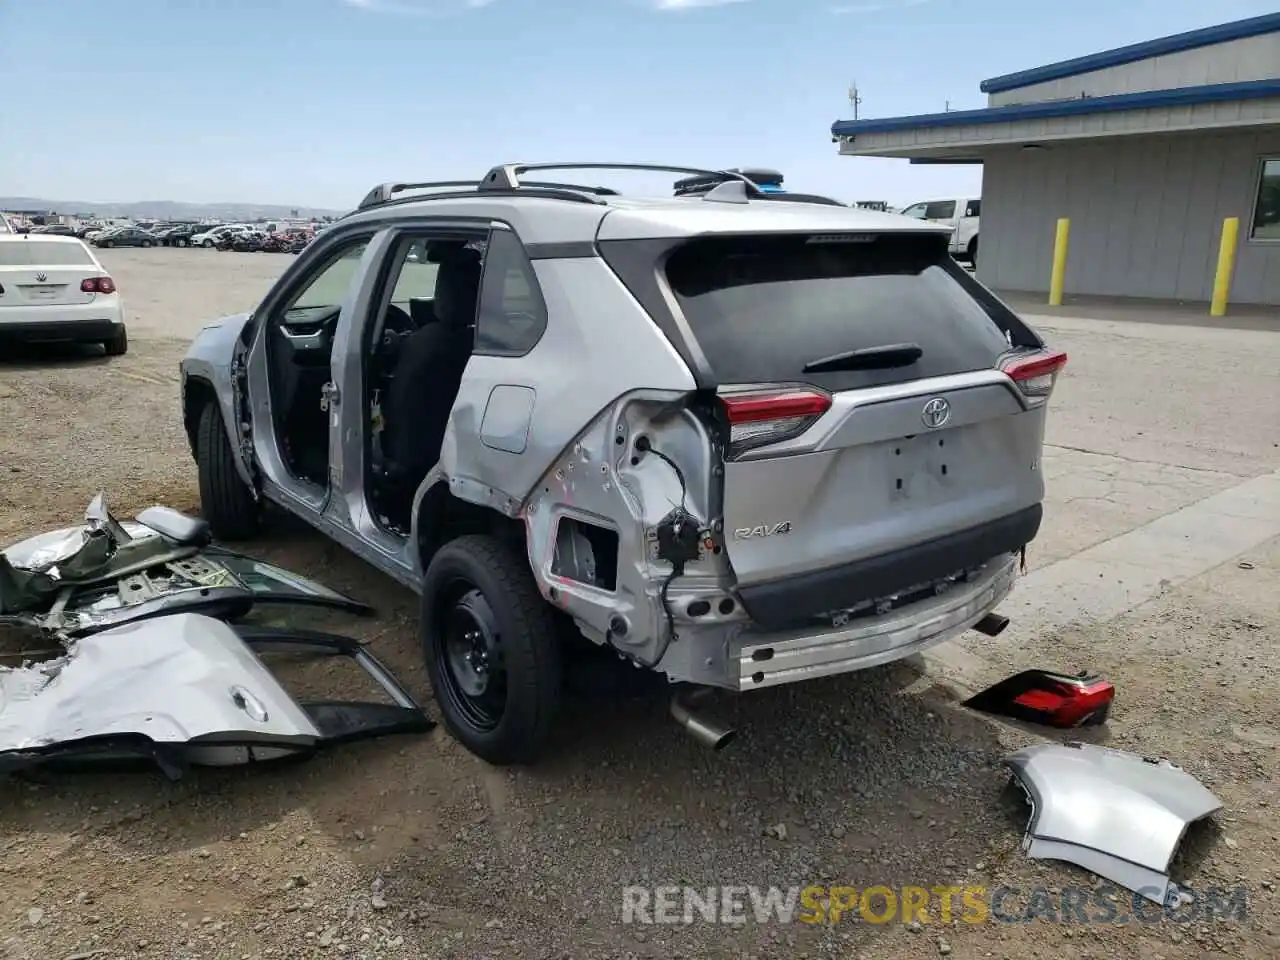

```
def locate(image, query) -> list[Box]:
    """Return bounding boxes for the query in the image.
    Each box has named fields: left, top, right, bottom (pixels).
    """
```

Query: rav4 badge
left=733, top=521, right=793, bottom=540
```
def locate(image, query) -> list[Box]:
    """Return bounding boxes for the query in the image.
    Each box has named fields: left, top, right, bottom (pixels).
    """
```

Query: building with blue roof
left=833, top=14, right=1280, bottom=306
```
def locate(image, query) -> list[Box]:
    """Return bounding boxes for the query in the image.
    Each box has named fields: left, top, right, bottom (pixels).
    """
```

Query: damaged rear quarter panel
left=435, top=256, right=724, bottom=661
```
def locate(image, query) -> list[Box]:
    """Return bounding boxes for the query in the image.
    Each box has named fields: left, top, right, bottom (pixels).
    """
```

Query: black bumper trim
left=736, top=504, right=1042, bottom=631
left=0, top=320, right=124, bottom=342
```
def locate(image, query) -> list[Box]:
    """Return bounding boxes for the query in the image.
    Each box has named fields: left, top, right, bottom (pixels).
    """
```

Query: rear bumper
left=729, top=552, right=1018, bottom=690
left=0, top=300, right=125, bottom=342
left=736, top=504, right=1041, bottom=631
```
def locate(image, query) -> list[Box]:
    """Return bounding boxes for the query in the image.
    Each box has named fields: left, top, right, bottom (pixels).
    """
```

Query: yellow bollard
left=1210, top=217, right=1240, bottom=317
left=1048, top=218, right=1070, bottom=307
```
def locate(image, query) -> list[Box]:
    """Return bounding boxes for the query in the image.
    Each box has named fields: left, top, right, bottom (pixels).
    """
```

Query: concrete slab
left=929, top=469, right=1280, bottom=692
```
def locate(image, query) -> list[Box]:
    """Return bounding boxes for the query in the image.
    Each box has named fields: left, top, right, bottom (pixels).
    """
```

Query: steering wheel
left=277, top=304, right=342, bottom=356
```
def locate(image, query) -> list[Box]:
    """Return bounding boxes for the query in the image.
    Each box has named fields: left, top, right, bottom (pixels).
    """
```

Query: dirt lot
left=1, top=247, right=1278, bottom=960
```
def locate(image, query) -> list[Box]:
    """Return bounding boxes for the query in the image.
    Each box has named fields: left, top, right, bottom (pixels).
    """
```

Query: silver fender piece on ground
left=1005, top=741, right=1223, bottom=906
left=0, top=612, right=432, bottom=779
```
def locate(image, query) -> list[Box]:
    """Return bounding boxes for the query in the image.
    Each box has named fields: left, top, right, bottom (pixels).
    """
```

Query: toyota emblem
left=921, top=397, right=951, bottom=429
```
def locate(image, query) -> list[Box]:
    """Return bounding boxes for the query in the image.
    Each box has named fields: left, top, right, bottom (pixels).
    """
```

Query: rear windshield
left=0, top=241, right=95, bottom=267
left=664, top=232, right=1033, bottom=392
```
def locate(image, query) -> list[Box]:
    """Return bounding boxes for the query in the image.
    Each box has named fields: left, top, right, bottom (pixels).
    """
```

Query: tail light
left=81, top=276, right=116, bottom=294
left=720, top=388, right=831, bottom=458
left=964, top=669, right=1114, bottom=728
left=999, top=348, right=1067, bottom=400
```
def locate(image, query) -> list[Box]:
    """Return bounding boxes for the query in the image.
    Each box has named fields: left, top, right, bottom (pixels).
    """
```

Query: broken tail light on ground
left=720, top=388, right=831, bottom=459
left=964, top=668, right=1115, bottom=728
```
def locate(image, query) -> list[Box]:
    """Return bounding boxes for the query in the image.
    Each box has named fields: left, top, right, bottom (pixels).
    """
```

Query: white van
left=899, top=197, right=980, bottom=263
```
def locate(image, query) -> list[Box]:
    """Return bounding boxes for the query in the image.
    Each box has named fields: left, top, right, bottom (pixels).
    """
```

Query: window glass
left=665, top=232, right=1022, bottom=393
left=0, top=240, right=95, bottom=266
left=899, top=202, right=927, bottom=219
left=288, top=240, right=369, bottom=313
left=1251, top=158, right=1280, bottom=240
left=964, top=199, right=981, bottom=217
left=388, top=239, right=440, bottom=306
left=474, top=229, right=547, bottom=356
left=924, top=200, right=956, bottom=220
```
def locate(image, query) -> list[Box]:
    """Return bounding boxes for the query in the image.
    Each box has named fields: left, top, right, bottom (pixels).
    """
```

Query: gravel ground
left=0, top=248, right=1276, bottom=960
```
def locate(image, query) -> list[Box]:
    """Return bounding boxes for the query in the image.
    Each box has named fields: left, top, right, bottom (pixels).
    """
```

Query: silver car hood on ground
left=0, top=612, right=433, bottom=777
left=1006, top=741, right=1223, bottom=906
left=1, top=613, right=317, bottom=754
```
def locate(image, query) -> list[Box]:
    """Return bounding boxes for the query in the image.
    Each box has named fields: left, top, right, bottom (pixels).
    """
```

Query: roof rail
left=480, top=162, right=762, bottom=195
left=355, top=178, right=618, bottom=212
left=357, top=181, right=481, bottom=210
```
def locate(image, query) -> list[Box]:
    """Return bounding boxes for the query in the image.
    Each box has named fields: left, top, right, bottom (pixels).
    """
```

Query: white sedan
left=0, top=235, right=127, bottom=355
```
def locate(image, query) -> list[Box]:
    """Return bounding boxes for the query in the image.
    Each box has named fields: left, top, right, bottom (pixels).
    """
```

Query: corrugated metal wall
left=976, top=129, right=1280, bottom=304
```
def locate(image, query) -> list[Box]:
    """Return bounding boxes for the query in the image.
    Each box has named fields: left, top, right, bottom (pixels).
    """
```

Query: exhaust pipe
left=670, top=688, right=737, bottom=751
left=973, top=613, right=1010, bottom=637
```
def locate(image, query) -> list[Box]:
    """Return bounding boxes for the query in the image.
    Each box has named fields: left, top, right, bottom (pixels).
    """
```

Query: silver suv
left=179, top=162, right=1066, bottom=764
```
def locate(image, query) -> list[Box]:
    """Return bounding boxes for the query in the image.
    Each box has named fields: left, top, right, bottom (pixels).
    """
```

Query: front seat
left=381, top=249, right=482, bottom=498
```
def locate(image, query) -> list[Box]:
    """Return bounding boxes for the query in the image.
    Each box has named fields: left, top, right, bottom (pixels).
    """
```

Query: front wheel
left=421, top=535, right=563, bottom=765
left=195, top=401, right=261, bottom=540
left=202, top=239, right=213, bottom=248
left=141, top=240, right=152, bottom=247
left=101, top=239, right=113, bottom=248
left=176, top=238, right=187, bottom=247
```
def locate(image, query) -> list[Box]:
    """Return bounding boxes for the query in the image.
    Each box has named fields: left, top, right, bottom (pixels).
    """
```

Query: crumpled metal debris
left=0, top=494, right=371, bottom=638
left=0, top=612, right=432, bottom=779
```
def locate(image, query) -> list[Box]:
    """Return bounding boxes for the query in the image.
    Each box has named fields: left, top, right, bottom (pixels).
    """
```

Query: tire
left=176, top=238, right=187, bottom=248
left=967, top=235, right=979, bottom=264
left=195, top=401, right=261, bottom=541
left=102, top=239, right=113, bottom=248
left=421, top=535, right=563, bottom=765
left=202, top=239, right=213, bottom=248
left=102, top=325, right=128, bottom=356
left=141, top=240, right=152, bottom=247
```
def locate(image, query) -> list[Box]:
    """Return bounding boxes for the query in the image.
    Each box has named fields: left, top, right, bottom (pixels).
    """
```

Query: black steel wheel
left=438, top=584, right=508, bottom=731
left=421, top=535, right=562, bottom=764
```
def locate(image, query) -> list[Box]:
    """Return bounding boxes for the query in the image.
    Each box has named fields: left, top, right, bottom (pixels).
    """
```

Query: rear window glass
left=664, top=232, right=1027, bottom=392
left=0, top=241, right=94, bottom=266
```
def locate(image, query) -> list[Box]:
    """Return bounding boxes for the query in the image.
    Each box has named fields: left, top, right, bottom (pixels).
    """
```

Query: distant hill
left=0, top=197, right=345, bottom=221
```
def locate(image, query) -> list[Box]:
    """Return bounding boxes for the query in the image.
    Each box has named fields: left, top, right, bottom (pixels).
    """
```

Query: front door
left=243, top=232, right=374, bottom=520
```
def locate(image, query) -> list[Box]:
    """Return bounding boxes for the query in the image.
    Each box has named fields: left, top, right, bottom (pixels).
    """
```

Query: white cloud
left=653, top=0, right=749, bottom=10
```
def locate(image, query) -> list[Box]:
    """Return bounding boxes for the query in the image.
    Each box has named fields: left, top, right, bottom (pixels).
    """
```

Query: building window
left=1252, top=157, right=1280, bottom=241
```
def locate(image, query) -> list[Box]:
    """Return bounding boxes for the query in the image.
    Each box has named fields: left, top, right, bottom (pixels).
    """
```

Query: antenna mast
left=847, top=81, right=862, bottom=121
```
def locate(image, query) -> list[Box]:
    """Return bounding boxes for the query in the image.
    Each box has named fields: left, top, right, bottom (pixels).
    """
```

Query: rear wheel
left=141, top=240, right=152, bottom=247
left=101, top=239, right=113, bottom=248
left=102, top=325, right=128, bottom=357
left=176, top=238, right=187, bottom=247
left=202, top=239, right=213, bottom=248
left=195, top=401, right=261, bottom=540
left=967, top=235, right=979, bottom=264
left=421, top=535, right=562, bottom=765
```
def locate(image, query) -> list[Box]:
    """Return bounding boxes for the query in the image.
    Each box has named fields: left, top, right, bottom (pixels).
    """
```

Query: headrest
left=432, top=254, right=483, bottom=329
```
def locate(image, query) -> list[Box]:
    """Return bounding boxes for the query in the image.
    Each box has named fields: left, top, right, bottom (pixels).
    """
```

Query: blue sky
left=1, top=0, right=1276, bottom=210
